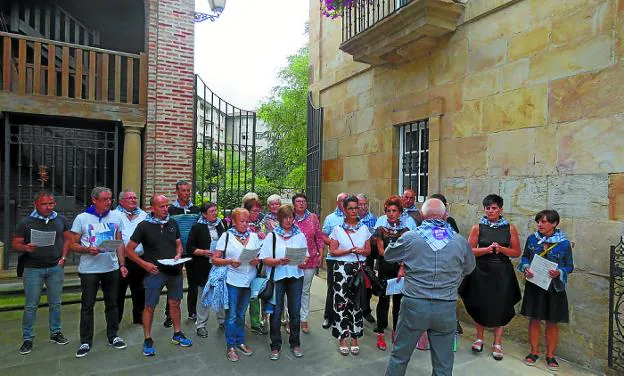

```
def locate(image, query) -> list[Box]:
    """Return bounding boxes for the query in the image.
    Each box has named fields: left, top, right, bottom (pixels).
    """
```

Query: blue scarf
left=295, top=210, right=311, bottom=222
left=172, top=199, right=194, bottom=211
left=228, top=227, right=250, bottom=240
left=116, top=205, right=143, bottom=216
left=264, top=212, right=277, bottom=222
left=359, top=211, right=377, bottom=229
left=341, top=221, right=364, bottom=232
left=480, top=216, right=510, bottom=228
left=85, top=205, right=110, bottom=220
left=416, top=219, right=456, bottom=252
left=535, top=229, right=568, bottom=244
left=274, top=225, right=301, bottom=239
left=197, top=215, right=221, bottom=228
left=401, top=206, right=419, bottom=218
left=30, top=209, right=58, bottom=224
left=145, top=213, right=170, bottom=225
left=333, top=207, right=345, bottom=218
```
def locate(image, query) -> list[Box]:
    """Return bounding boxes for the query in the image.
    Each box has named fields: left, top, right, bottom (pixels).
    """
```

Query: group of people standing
left=12, top=182, right=574, bottom=375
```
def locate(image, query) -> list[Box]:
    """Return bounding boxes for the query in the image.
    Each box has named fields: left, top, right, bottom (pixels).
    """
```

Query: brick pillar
left=143, top=0, right=195, bottom=207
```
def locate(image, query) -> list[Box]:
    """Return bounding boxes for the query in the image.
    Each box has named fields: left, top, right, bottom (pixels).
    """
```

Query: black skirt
left=520, top=281, right=569, bottom=323
left=459, top=257, right=521, bottom=327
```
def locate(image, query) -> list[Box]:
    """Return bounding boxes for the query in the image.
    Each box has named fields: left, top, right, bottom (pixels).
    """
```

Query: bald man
left=126, top=195, right=192, bottom=356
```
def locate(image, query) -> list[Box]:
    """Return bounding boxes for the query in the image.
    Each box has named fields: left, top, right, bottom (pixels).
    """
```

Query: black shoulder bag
left=257, top=232, right=276, bottom=301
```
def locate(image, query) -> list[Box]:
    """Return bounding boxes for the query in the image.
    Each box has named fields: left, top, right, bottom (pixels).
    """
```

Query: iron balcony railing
left=342, top=0, right=411, bottom=42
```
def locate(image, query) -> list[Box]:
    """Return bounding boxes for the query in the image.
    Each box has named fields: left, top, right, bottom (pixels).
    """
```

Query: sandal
left=350, top=339, right=360, bottom=355
left=546, top=357, right=559, bottom=371
left=339, top=340, right=349, bottom=356
left=376, top=333, right=387, bottom=351
left=524, top=353, right=539, bottom=366
left=227, top=347, right=239, bottom=362
left=301, top=321, right=310, bottom=334
left=492, top=344, right=504, bottom=361
left=471, top=339, right=484, bottom=353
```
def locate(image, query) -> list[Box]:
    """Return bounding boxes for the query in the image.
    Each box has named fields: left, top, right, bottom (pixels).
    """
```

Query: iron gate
left=193, top=75, right=256, bottom=212
left=2, top=115, right=118, bottom=269
left=609, top=239, right=624, bottom=371
left=306, top=92, right=323, bottom=215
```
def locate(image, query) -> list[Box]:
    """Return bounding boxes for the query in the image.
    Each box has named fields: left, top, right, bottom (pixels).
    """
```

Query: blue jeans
left=386, top=297, right=457, bottom=376
left=22, top=265, right=64, bottom=341
left=225, top=284, right=251, bottom=348
left=270, top=277, right=303, bottom=351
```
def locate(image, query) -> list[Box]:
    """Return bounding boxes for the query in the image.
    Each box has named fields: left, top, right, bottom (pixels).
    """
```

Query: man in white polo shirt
left=69, top=187, right=128, bottom=358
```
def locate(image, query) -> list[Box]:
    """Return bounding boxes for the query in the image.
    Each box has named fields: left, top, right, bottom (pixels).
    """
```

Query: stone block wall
left=143, top=0, right=195, bottom=206
left=310, top=0, right=624, bottom=372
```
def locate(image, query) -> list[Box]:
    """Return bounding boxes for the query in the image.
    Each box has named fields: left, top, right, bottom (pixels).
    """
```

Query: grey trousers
left=195, top=285, right=225, bottom=329
left=386, top=297, right=456, bottom=376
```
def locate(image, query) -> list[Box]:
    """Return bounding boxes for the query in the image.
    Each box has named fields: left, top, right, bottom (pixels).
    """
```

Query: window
left=398, top=119, right=429, bottom=202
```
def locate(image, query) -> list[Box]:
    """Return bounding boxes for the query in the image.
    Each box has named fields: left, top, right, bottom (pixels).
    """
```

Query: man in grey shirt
left=385, top=198, right=475, bottom=376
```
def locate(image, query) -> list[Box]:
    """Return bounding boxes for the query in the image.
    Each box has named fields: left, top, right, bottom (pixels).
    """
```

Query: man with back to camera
left=385, top=198, right=475, bottom=376
left=125, top=194, right=193, bottom=356
left=13, top=191, right=70, bottom=355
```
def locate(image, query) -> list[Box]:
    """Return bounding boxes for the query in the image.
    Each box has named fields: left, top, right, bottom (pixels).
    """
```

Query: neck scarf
left=341, top=220, right=364, bottom=232
left=535, top=229, right=568, bottom=244
left=359, top=211, right=376, bottom=229
left=172, top=199, right=194, bottom=210
left=416, top=219, right=456, bottom=252
left=85, top=205, right=110, bottom=220
left=197, top=215, right=221, bottom=228
left=116, top=205, right=142, bottom=216
left=264, top=212, right=277, bottom=222
left=401, top=206, right=419, bottom=218
left=333, top=207, right=345, bottom=218
left=294, top=210, right=311, bottom=222
left=480, top=216, right=510, bottom=228
left=384, top=217, right=407, bottom=231
left=228, top=227, right=250, bottom=240
left=145, top=212, right=170, bottom=225
left=274, top=225, right=301, bottom=239
left=30, top=209, right=58, bottom=224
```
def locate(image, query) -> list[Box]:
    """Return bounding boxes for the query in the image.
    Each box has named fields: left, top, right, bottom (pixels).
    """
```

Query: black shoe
left=50, top=332, right=70, bottom=345
left=322, top=318, right=331, bottom=329
left=20, top=340, right=32, bottom=355
left=456, top=321, right=463, bottom=335
left=163, top=317, right=173, bottom=328
left=108, top=336, right=127, bottom=349
left=364, top=313, right=376, bottom=324
left=75, top=343, right=90, bottom=358
left=188, top=313, right=197, bottom=321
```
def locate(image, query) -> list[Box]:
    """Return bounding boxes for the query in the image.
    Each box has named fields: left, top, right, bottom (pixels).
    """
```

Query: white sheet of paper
left=97, top=239, right=123, bottom=250
left=157, top=257, right=192, bottom=266
left=30, top=229, right=56, bottom=247
left=285, top=247, right=307, bottom=265
left=386, top=278, right=404, bottom=296
left=527, top=254, right=558, bottom=291
left=237, top=248, right=260, bottom=263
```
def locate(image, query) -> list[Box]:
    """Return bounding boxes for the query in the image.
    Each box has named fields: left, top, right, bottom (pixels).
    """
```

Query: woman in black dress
left=460, top=194, right=521, bottom=361
left=519, top=210, right=573, bottom=371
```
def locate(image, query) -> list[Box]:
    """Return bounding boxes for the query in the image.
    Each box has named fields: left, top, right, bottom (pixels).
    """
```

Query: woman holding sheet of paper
left=259, top=204, right=308, bottom=360
left=372, top=195, right=411, bottom=351
left=518, top=209, right=573, bottom=372
left=211, top=208, right=261, bottom=362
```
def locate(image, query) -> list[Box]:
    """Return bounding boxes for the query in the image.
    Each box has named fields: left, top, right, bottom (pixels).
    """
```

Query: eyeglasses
left=294, top=200, right=306, bottom=204
left=346, top=206, right=358, bottom=211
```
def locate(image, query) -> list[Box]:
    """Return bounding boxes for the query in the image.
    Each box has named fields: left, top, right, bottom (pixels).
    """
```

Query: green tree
left=257, top=47, right=308, bottom=190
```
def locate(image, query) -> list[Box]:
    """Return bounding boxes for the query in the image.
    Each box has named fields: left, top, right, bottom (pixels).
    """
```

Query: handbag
left=253, top=232, right=276, bottom=301
left=363, top=264, right=386, bottom=296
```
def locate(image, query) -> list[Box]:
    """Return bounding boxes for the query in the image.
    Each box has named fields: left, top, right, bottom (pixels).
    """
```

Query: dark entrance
left=2, top=113, right=119, bottom=269
left=306, top=92, right=323, bottom=216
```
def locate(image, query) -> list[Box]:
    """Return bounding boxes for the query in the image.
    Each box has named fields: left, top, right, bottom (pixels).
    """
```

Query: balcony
left=339, top=0, right=465, bottom=66
left=0, top=31, right=147, bottom=123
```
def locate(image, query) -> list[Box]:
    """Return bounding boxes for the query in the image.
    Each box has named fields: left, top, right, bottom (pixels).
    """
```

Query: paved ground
left=0, top=277, right=598, bottom=376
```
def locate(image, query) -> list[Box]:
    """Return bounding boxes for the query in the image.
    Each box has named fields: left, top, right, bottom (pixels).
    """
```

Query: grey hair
left=356, top=193, right=368, bottom=200
left=267, top=194, right=282, bottom=205
left=91, top=187, right=112, bottom=200
left=336, top=192, right=348, bottom=201
left=242, top=192, right=259, bottom=206
left=118, top=190, right=135, bottom=200
left=33, top=191, right=54, bottom=202
left=421, top=198, right=446, bottom=218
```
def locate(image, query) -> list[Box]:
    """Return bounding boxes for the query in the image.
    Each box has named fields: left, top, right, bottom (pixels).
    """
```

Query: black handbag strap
left=223, top=232, right=229, bottom=259
left=343, top=228, right=363, bottom=265
left=268, top=231, right=276, bottom=282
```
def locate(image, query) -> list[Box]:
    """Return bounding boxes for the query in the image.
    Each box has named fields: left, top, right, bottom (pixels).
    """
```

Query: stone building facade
left=309, top=0, right=624, bottom=372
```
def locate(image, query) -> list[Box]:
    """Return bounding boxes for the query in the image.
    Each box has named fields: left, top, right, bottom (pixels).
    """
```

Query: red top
left=296, top=212, right=325, bottom=269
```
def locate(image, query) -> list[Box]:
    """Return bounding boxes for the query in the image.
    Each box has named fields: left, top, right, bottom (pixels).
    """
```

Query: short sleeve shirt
left=216, top=232, right=261, bottom=288
left=130, top=220, right=180, bottom=265
left=15, top=215, right=69, bottom=268
left=71, top=211, right=124, bottom=274
left=259, top=232, right=308, bottom=281
left=329, top=225, right=370, bottom=263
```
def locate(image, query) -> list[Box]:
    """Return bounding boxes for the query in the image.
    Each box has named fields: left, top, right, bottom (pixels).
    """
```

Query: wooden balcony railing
left=0, top=31, right=146, bottom=106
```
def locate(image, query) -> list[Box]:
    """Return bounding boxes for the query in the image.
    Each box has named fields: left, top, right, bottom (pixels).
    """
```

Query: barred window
left=398, top=119, right=429, bottom=202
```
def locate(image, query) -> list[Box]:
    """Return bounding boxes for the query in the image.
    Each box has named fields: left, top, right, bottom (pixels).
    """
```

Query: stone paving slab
left=0, top=277, right=599, bottom=376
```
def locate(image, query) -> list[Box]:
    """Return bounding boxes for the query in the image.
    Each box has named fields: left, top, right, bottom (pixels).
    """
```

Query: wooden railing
left=0, top=32, right=146, bottom=105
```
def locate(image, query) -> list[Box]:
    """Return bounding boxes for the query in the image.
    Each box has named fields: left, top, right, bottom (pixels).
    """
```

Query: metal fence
left=342, top=0, right=411, bottom=42
left=193, top=75, right=256, bottom=212
left=306, top=92, right=323, bottom=215
left=609, top=239, right=624, bottom=371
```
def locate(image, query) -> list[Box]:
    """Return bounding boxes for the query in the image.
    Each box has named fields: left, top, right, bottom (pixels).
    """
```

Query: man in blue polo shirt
left=321, top=192, right=347, bottom=329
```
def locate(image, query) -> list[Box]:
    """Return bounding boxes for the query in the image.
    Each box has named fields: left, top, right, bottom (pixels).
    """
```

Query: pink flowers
left=320, top=0, right=356, bottom=19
